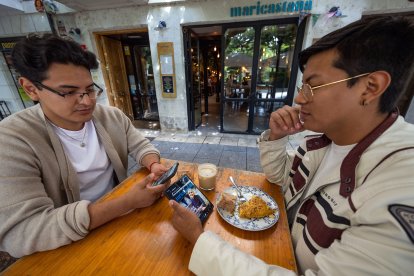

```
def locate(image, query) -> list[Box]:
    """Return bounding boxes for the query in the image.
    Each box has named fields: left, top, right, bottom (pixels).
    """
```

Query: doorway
left=184, top=17, right=306, bottom=134
left=184, top=26, right=222, bottom=132
left=94, top=30, right=160, bottom=129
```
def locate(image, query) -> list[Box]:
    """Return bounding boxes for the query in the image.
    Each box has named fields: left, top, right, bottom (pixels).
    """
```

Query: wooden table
left=4, top=159, right=297, bottom=275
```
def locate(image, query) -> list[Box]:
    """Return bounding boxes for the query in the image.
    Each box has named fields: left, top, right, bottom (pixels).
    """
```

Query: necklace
left=58, top=125, right=88, bottom=147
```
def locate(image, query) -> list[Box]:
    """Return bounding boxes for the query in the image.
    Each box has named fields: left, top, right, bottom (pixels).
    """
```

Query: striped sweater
left=259, top=111, right=414, bottom=274
left=188, top=112, right=414, bottom=275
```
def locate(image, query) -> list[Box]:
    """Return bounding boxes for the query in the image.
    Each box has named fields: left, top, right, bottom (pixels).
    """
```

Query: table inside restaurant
left=4, top=159, right=297, bottom=275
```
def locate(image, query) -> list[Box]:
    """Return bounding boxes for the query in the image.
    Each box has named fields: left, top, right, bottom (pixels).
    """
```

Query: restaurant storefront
left=184, top=17, right=306, bottom=134
left=0, top=0, right=413, bottom=130
left=73, top=0, right=316, bottom=133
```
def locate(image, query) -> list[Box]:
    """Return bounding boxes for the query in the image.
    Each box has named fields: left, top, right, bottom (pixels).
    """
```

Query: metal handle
left=229, top=176, right=242, bottom=196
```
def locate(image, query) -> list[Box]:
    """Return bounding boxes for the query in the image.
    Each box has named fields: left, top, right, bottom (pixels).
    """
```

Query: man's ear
left=361, top=71, right=391, bottom=105
left=19, top=77, right=40, bottom=101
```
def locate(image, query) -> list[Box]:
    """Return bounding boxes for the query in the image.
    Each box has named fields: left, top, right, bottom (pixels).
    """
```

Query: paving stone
left=247, top=164, right=263, bottom=173
left=204, top=136, right=221, bottom=144
left=223, top=145, right=246, bottom=152
left=219, top=137, right=239, bottom=146
left=127, top=155, right=137, bottom=169
left=192, top=158, right=220, bottom=166
left=169, top=152, right=197, bottom=162
left=195, top=144, right=224, bottom=159
left=186, top=136, right=206, bottom=143
left=246, top=147, right=260, bottom=161
left=153, top=141, right=181, bottom=154
left=219, top=151, right=246, bottom=170
left=153, top=133, right=174, bottom=141
left=127, top=163, right=140, bottom=176
left=155, top=133, right=188, bottom=142
left=166, top=136, right=188, bottom=142
left=161, top=153, right=174, bottom=160
left=238, top=138, right=257, bottom=148
left=174, top=142, right=202, bottom=154
left=137, top=127, right=303, bottom=173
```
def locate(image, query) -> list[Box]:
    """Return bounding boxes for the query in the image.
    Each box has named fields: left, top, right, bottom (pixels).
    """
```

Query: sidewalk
left=128, top=128, right=305, bottom=174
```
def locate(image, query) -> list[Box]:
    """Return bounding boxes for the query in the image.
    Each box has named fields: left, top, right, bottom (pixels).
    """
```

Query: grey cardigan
left=0, top=104, right=159, bottom=257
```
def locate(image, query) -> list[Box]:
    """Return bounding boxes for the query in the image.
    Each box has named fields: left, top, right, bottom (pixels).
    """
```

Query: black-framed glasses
left=34, top=82, right=103, bottom=100
left=297, top=73, right=371, bottom=102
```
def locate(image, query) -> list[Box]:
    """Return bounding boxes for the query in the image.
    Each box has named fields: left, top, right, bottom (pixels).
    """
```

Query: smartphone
left=164, top=174, right=214, bottom=223
left=152, top=162, right=179, bottom=186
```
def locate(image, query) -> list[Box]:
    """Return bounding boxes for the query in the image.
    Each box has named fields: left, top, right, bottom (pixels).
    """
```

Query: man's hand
left=150, top=162, right=168, bottom=179
left=125, top=173, right=168, bottom=209
left=268, top=105, right=304, bottom=141
left=88, top=173, right=167, bottom=230
left=169, top=200, right=203, bottom=245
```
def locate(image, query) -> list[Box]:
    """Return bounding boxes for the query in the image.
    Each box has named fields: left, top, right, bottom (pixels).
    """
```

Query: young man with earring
left=170, top=16, right=414, bottom=275
left=0, top=34, right=168, bottom=258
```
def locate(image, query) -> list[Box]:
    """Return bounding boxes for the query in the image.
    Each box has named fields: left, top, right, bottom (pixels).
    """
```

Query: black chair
left=0, top=251, right=17, bottom=272
left=0, top=101, right=11, bottom=120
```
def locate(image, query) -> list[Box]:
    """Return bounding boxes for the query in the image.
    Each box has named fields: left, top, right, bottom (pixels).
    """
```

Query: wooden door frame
left=93, top=28, right=147, bottom=114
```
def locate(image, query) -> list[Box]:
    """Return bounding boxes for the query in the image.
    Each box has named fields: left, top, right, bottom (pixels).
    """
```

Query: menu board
left=157, top=42, right=176, bottom=98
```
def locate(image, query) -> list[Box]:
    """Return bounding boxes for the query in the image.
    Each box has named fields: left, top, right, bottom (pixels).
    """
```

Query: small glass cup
left=197, top=163, right=218, bottom=190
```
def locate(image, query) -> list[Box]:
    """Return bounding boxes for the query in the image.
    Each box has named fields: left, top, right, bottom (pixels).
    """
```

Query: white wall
left=0, top=13, right=50, bottom=36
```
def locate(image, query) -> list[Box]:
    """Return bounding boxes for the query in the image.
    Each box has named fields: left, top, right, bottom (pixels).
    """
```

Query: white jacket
left=189, top=113, right=414, bottom=275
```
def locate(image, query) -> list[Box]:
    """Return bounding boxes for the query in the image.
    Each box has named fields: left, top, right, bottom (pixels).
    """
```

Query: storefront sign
left=0, top=42, right=17, bottom=51
left=230, top=1, right=312, bottom=17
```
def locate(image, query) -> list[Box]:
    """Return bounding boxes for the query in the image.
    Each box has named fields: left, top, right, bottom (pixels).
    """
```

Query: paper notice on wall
left=160, top=55, right=173, bottom=75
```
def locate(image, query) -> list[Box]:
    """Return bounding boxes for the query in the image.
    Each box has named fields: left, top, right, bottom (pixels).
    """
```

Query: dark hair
left=299, top=16, right=414, bottom=113
left=11, top=33, right=98, bottom=83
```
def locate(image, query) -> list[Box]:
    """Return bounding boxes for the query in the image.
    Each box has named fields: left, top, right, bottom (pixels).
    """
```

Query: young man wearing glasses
left=169, top=16, right=414, bottom=275
left=0, top=34, right=169, bottom=258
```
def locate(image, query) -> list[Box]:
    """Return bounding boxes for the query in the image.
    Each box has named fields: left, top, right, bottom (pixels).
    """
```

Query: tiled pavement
left=128, top=129, right=307, bottom=175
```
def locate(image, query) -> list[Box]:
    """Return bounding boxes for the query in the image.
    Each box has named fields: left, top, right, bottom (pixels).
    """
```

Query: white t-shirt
left=52, top=120, right=114, bottom=202
left=295, top=141, right=356, bottom=271
left=309, top=142, right=356, bottom=193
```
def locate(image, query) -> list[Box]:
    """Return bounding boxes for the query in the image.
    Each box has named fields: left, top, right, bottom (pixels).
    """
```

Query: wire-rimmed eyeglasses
left=34, top=82, right=103, bottom=100
left=297, top=73, right=371, bottom=102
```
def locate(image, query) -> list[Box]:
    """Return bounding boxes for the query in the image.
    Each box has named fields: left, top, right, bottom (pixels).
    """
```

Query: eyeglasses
left=34, top=82, right=103, bottom=100
left=297, top=73, right=371, bottom=102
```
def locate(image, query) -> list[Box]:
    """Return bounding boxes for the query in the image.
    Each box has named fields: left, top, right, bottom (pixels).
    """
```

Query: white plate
left=216, top=186, right=279, bottom=231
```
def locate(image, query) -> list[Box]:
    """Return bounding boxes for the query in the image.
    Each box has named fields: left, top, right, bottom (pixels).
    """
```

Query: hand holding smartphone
left=164, top=174, right=214, bottom=223
left=151, top=162, right=179, bottom=186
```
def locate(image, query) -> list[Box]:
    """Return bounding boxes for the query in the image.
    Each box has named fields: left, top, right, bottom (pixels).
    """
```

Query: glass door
left=132, top=45, right=159, bottom=121
left=184, top=28, right=203, bottom=130
left=222, top=26, right=255, bottom=132
left=252, top=23, right=298, bottom=133
left=191, top=36, right=203, bottom=127
left=220, top=18, right=304, bottom=134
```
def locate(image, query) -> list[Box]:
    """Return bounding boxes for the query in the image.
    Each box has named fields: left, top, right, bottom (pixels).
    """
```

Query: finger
left=291, top=106, right=303, bottom=129
left=169, top=200, right=189, bottom=216
left=270, top=111, right=289, bottom=131
left=138, top=173, right=155, bottom=188
left=146, top=182, right=167, bottom=193
left=159, top=164, right=168, bottom=173
left=279, top=107, right=301, bottom=131
left=153, top=165, right=168, bottom=177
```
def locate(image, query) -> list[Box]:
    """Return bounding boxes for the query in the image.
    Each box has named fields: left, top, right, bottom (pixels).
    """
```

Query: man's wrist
left=148, top=161, right=160, bottom=172
left=268, top=132, right=285, bottom=141
left=190, top=229, right=204, bottom=246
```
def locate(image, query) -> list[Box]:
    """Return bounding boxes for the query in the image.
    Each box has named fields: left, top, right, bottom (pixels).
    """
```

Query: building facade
left=1, top=0, right=413, bottom=130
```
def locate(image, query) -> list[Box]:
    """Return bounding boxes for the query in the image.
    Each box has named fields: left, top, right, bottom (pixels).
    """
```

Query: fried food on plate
left=239, top=195, right=274, bottom=219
